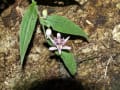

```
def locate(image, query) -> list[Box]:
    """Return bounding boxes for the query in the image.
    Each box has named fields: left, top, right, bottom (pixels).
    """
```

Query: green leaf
left=41, top=15, right=88, bottom=40
left=40, top=18, right=51, bottom=27
left=60, top=51, right=77, bottom=76
left=20, top=0, right=38, bottom=65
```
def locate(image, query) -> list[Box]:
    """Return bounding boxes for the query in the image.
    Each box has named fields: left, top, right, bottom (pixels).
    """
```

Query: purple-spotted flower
left=46, top=29, right=71, bottom=55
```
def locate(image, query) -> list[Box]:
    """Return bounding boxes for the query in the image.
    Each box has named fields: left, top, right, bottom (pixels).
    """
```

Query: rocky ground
left=0, top=0, right=120, bottom=90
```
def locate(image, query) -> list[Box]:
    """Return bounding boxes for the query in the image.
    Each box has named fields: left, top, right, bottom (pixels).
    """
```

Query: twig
left=104, top=56, right=113, bottom=78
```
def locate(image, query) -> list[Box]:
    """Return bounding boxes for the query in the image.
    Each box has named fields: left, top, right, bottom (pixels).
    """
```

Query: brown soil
left=0, top=0, right=120, bottom=90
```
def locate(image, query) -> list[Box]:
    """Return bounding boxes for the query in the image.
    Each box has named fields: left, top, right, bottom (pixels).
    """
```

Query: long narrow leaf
left=60, top=51, right=77, bottom=75
left=20, top=0, right=38, bottom=65
left=40, top=15, right=88, bottom=40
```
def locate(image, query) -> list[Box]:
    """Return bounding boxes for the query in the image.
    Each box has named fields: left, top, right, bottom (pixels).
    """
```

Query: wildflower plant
left=46, top=29, right=71, bottom=55
left=20, top=0, right=88, bottom=76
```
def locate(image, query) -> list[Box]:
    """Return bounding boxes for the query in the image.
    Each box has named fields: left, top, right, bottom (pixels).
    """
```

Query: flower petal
left=63, top=36, right=70, bottom=45
left=49, top=47, right=57, bottom=51
left=62, top=46, right=71, bottom=50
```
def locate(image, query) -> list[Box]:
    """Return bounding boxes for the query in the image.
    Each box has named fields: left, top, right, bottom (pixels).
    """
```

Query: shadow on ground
left=14, top=78, right=87, bottom=90
left=0, top=0, right=15, bottom=14
left=28, top=78, right=84, bottom=90
left=28, top=0, right=81, bottom=6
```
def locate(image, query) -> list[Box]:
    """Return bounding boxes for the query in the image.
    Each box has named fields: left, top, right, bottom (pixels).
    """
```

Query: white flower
left=46, top=31, right=71, bottom=55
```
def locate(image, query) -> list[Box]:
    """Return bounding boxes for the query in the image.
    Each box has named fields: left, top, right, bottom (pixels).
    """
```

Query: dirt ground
left=0, top=0, right=120, bottom=90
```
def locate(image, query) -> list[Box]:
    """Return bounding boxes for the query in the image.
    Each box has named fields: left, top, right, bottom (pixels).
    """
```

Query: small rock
left=116, top=3, right=120, bottom=9
left=81, top=47, right=91, bottom=53
left=112, top=24, right=120, bottom=43
left=75, top=0, right=88, bottom=5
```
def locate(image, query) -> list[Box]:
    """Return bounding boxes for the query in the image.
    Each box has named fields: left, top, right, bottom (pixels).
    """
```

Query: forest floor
left=0, top=0, right=120, bottom=90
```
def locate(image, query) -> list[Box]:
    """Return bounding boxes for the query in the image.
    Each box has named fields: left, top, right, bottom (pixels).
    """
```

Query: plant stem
left=42, top=25, right=47, bottom=40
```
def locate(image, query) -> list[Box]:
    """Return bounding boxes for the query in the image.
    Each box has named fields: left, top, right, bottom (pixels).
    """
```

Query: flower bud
left=46, top=28, right=52, bottom=38
left=42, top=9, right=48, bottom=18
left=57, top=33, right=61, bottom=38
